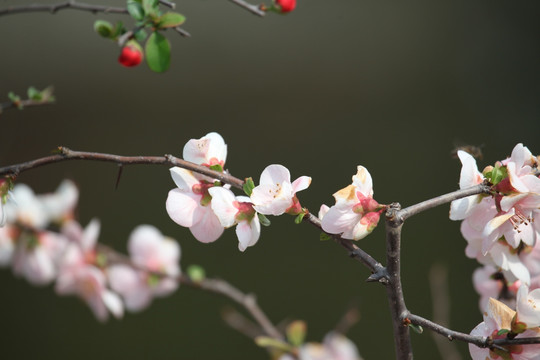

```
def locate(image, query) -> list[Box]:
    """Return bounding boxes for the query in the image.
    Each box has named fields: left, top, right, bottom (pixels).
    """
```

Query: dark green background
left=0, top=0, right=538, bottom=358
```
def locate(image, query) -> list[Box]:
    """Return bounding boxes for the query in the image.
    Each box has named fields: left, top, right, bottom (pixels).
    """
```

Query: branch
left=406, top=313, right=540, bottom=349
left=398, top=183, right=491, bottom=221
left=227, top=0, right=266, bottom=17
left=0, top=98, right=54, bottom=114
left=0, top=147, right=245, bottom=190
left=101, top=244, right=283, bottom=340
left=0, top=1, right=128, bottom=16
left=384, top=203, right=412, bottom=360
left=304, top=213, right=388, bottom=283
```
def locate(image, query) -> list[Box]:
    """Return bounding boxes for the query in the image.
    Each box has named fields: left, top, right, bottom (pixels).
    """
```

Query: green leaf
left=258, top=213, right=271, bottom=227
left=145, top=31, right=171, bottom=72
left=286, top=320, right=306, bottom=347
left=320, top=233, right=332, bottom=241
left=134, top=29, right=148, bottom=42
left=209, top=164, right=224, bottom=172
left=93, top=20, right=114, bottom=38
left=243, top=177, right=255, bottom=196
left=142, top=0, right=160, bottom=17
left=294, top=212, right=305, bottom=224
left=111, top=21, right=126, bottom=39
left=187, top=265, right=206, bottom=283
left=7, top=92, right=22, bottom=109
left=156, top=12, right=186, bottom=28
left=255, top=337, right=292, bottom=352
left=408, top=323, right=423, bottom=334
left=27, top=87, right=41, bottom=100
left=127, top=1, right=145, bottom=21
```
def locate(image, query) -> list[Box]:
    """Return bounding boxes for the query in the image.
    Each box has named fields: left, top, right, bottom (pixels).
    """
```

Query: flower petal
left=166, top=189, right=201, bottom=227
left=208, top=187, right=237, bottom=227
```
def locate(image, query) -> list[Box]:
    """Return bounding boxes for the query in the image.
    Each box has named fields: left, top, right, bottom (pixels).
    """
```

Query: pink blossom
left=250, top=164, right=311, bottom=216
left=279, top=332, right=362, bottom=360
left=166, top=167, right=224, bottom=243
left=514, top=284, right=540, bottom=330
left=0, top=225, right=17, bottom=267
left=321, top=166, right=382, bottom=241
left=182, top=132, right=227, bottom=168
left=12, top=230, right=67, bottom=285
left=55, top=220, right=122, bottom=321
left=469, top=298, right=540, bottom=360
left=166, top=132, right=228, bottom=243
left=449, top=150, right=485, bottom=221
left=108, top=225, right=180, bottom=312
left=208, top=187, right=260, bottom=251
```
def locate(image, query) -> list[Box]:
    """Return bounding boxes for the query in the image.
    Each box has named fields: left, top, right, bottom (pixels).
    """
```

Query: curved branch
left=406, top=313, right=540, bottom=348
left=398, top=183, right=491, bottom=221
left=0, top=1, right=128, bottom=16
left=101, top=245, right=283, bottom=340
left=0, top=147, right=245, bottom=190
left=304, top=213, right=387, bottom=282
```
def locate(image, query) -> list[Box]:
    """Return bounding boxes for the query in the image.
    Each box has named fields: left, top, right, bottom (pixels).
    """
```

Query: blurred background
left=0, top=0, right=539, bottom=358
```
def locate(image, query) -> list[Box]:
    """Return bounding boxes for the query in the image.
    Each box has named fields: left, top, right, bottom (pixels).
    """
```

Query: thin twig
left=222, top=306, right=266, bottom=339
left=0, top=98, right=54, bottom=114
left=406, top=313, right=540, bottom=348
left=0, top=147, right=245, bottom=189
left=100, top=244, right=283, bottom=340
left=228, top=0, right=266, bottom=17
left=398, top=183, right=491, bottom=221
left=304, top=213, right=387, bottom=282
left=174, top=27, right=191, bottom=38
left=0, top=1, right=128, bottom=16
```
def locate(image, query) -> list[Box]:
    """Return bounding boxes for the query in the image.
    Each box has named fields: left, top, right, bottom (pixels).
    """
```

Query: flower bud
left=118, top=43, right=143, bottom=67
left=276, top=0, right=296, bottom=13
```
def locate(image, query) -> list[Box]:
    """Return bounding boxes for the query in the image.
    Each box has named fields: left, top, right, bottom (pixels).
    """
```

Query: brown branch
left=384, top=203, right=412, bottom=360
left=0, top=147, right=245, bottom=190
left=100, top=244, right=283, bottom=340
left=398, top=183, right=491, bottom=221
left=0, top=98, right=55, bottom=114
left=304, top=213, right=388, bottom=283
left=228, top=0, right=266, bottom=17
left=0, top=1, right=128, bottom=16
left=406, top=313, right=540, bottom=349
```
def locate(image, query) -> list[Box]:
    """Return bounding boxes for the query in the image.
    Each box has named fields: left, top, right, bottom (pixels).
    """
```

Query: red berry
left=118, top=45, right=143, bottom=67
left=276, top=0, right=296, bottom=13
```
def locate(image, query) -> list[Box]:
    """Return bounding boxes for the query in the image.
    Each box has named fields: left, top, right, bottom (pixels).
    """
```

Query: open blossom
left=250, top=164, right=311, bottom=216
left=12, top=230, right=68, bottom=285
left=449, top=150, right=485, bottom=221
left=108, top=225, right=181, bottom=312
left=208, top=187, right=260, bottom=251
left=469, top=297, right=540, bottom=360
left=514, top=284, right=540, bottom=331
left=166, top=132, right=228, bottom=243
left=4, top=180, right=78, bottom=230
left=279, top=332, right=362, bottom=360
left=321, top=166, right=382, bottom=241
left=55, top=219, right=123, bottom=321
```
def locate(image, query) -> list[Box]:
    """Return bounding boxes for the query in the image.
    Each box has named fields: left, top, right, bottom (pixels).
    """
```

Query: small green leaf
left=294, top=212, right=305, bottom=224
left=187, top=265, right=206, bottom=283
left=8, top=92, right=22, bottom=109
left=27, top=87, right=41, bottom=100
left=320, top=233, right=332, bottom=241
left=112, top=21, right=125, bottom=38
left=243, top=177, right=255, bottom=196
left=408, top=323, right=423, bottom=334
left=258, top=213, right=271, bottom=227
left=255, top=337, right=293, bottom=352
left=94, top=20, right=114, bottom=38
left=286, top=320, right=307, bottom=347
left=127, top=1, right=145, bottom=21
left=209, top=164, right=224, bottom=172
left=142, top=0, right=160, bottom=17
left=156, top=12, right=186, bottom=28
left=145, top=31, right=171, bottom=72
left=134, top=29, right=148, bottom=42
